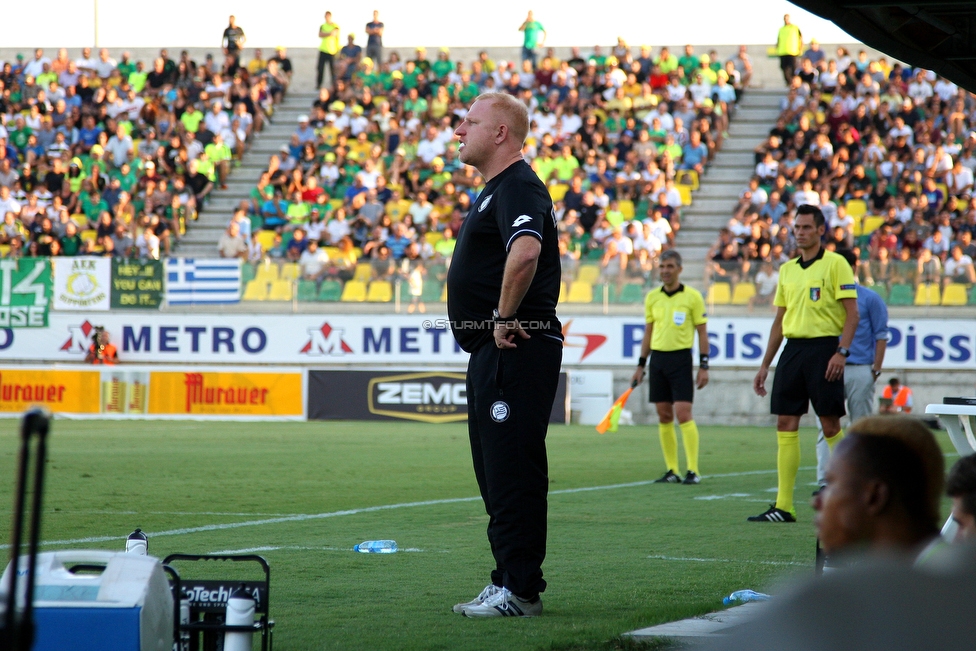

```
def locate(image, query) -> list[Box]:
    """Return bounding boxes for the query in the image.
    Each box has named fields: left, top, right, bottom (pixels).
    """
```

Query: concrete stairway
left=177, top=92, right=318, bottom=258
left=677, top=89, right=783, bottom=285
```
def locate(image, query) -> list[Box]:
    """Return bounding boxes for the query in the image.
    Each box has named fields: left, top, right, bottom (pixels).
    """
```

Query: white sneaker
left=461, top=587, right=542, bottom=617
left=452, top=584, right=501, bottom=614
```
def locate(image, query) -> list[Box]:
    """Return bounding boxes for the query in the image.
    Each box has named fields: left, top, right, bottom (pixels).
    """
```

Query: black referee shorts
left=647, top=349, right=694, bottom=404
left=771, top=337, right=845, bottom=417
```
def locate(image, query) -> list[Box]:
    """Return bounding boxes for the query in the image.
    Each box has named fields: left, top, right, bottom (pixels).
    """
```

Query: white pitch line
left=50, top=511, right=307, bottom=517
left=208, top=545, right=425, bottom=554
left=5, top=466, right=815, bottom=551
left=647, top=555, right=808, bottom=567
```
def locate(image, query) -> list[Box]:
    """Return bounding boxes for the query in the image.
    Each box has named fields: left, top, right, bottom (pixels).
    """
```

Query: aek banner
left=4, top=313, right=976, bottom=369
left=0, top=258, right=51, bottom=327
left=52, top=257, right=111, bottom=311
left=111, top=259, right=164, bottom=309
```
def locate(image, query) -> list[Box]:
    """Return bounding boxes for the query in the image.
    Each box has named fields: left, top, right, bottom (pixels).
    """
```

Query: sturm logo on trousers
left=490, top=401, right=510, bottom=422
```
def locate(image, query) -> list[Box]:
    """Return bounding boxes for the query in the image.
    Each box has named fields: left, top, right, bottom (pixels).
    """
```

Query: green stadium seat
left=241, top=262, right=256, bottom=284
left=888, top=283, right=913, bottom=306
left=297, top=279, right=319, bottom=302
left=868, top=284, right=888, bottom=303
left=421, top=280, right=443, bottom=303
left=318, top=280, right=343, bottom=301
left=616, top=283, right=645, bottom=304
left=590, top=283, right=611, bottom=303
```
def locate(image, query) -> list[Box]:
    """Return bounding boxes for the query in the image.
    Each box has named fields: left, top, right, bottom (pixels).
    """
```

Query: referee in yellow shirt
left=751, top=205, right=858, bottom=522
left=633, top=250, right=710, bottom=485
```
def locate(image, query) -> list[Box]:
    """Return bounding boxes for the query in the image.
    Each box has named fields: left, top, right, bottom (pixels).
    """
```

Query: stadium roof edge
left=791, top=0, right=976, bottom=93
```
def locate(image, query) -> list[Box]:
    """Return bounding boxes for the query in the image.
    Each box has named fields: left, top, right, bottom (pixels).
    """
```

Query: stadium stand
left=203, top=41, right=753, bottom=302
left=0, top=45, right=277, bottom=259
left=703, top=44, right=976, bottom=308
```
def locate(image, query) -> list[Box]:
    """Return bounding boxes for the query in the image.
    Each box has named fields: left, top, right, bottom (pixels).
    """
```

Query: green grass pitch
left=0, top=419, right=957, bottom=650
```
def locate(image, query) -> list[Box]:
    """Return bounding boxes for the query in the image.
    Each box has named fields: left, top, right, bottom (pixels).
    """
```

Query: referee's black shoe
left=747, top=504, right=797, bottom=523
left=682, top=471, right=701, bottom=485
left=654, top=470, right=683, bottom=484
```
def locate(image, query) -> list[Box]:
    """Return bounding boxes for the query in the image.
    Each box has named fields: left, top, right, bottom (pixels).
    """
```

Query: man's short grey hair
left=661, top=249, right=682, bottom=266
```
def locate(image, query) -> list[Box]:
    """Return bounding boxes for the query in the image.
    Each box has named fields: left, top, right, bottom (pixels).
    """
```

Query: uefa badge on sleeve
left=810, top=287, right=821, bottom=301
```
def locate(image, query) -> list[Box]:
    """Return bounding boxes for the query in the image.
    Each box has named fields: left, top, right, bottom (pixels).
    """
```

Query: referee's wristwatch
left=836, top=346, right=850, bottom=358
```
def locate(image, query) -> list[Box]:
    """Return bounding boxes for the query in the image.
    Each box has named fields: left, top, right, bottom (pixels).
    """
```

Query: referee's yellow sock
left=775, top=430, right=800, bottom=514
left=825, top=428, right=845, bottom=453
left=680, top=420, right=700, bottom=475
left=658, top=421, right=680, bottom=474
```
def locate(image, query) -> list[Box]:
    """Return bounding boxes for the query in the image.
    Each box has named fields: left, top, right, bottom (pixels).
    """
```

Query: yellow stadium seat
left=731, top=282, right=756, bottom=305
left=942, top=283, right=968, bottom=306
left=352, top=247, right=363, bottom=260
left=424, top=231, right=443, bottom=245
left=577, top=265, right=601, bottom=284
left=440, top=283, right=448, bottom=302
left=353, top=262, right=372, bottom=282
left=341, top=280, right=367, bottom=302
left=323, top=246, right=340, bottom=259
left=862, top=216, right=885, bottom=236
left=0, top=245, right=9, bottom=257
left=566, top=281, right=593, bottom=303
left=328, top=198, right=344, bottom=211
left=936, top=183, right=949, bottom=198
left=242, top=280, right=269, bottom=301
left=268, top=279, right=293, bottom=301
left=72, top=214, right=89, bottom=229
left=851, top=218, right=864, bottom=237
left=558, top=282, right=567, bottom=303
left=914, top=283, right=940, bottom=306
left=707, top=283, right=731, bottom=304
left=676, top=185, right=692, bottom=206
left=81, top=231, right=98, bottom=245
left=845, top=199, right=868, bottom=219
left=279, top=263, right=300, bottom=281
left=254, top=261, right=280, bottom=283
left=676, top=169, right=700, bottom=191
left=366, top=280, right=393, bottom=302
left=549, top=183, right=569, bottom=202
left=618, top=199, right=635, bottom=220
left=255, top=230, right=278, bottom=252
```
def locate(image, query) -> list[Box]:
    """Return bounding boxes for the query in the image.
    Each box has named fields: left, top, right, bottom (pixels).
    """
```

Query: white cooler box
left=0, top=551, right=173, bottom=651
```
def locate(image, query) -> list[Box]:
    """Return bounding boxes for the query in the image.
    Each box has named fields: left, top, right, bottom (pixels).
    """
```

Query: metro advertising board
left=3, top=313, right=976, bottom=369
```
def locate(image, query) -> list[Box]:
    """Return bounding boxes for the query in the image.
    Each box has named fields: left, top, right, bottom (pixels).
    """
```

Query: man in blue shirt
left=816, top=249, right=888, bottom=488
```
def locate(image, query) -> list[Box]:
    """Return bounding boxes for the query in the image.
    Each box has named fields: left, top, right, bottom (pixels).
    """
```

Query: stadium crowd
left=224, top=24, right=748, bottom=305
left=0, top=40, right=286, bottom=259
left=706, top=42, right=976, bottom=306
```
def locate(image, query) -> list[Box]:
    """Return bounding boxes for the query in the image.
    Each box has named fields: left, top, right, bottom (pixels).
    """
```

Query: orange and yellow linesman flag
left=596, top=381, right=638, bottom=434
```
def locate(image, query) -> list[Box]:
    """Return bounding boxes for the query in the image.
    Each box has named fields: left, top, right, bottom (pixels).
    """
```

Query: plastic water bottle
left=223, top=583, right=255, bottom=651
left=354, top=540, right=398, bottom=554
left=125, top=528, right=148, bottom=555
left=723, top=589, right=771, bottom=605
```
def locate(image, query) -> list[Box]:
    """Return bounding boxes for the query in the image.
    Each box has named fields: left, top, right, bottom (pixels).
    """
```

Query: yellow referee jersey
left=774, top=248, right=856, bottom=339
left=644, top=284, right=707, bottom=351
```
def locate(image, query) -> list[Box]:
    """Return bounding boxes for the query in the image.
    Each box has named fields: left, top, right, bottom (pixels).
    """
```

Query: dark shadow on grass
left=543, top=636, right=687, bottom=651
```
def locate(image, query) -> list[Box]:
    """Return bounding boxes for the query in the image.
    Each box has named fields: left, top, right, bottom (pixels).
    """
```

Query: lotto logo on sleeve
left=512, top=215, right=532, bottom=228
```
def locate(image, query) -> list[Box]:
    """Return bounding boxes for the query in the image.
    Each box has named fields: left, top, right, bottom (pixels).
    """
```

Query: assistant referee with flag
left=751, top=204, right=858, bottom=523
left=632, top=250, right=709, bottom=485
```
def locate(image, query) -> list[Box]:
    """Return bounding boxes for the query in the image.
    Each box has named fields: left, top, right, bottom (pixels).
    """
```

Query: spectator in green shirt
left=519, top=10, right=546, bottom=70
